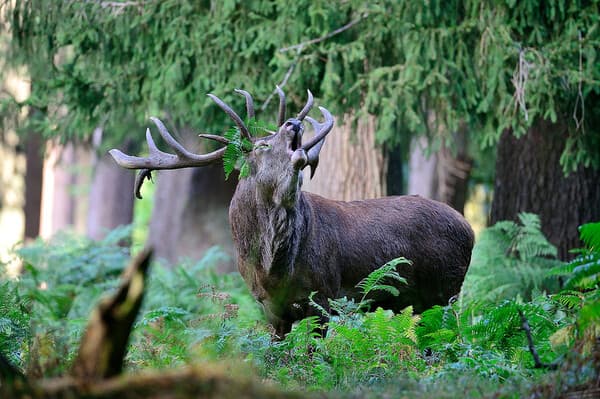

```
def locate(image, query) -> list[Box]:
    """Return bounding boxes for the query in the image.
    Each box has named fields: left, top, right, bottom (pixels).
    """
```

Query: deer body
left=231, top=177, right=473, bottom=336
left=110, top=87, right=474, bottom=338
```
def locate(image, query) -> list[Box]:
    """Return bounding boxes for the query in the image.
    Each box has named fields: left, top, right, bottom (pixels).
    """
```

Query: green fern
left=356, top=257, right=409, bottom=308
left=463, top=213, right=561, bottom=304
left=548, top=221, right=600, bottom=344
left=549, top=221, right=600, bottom=292
left=580, top=222, right=600, bottom=251
left=222, top=118, right=276, bottom=179
left=222, top=126, right=252, bottom=180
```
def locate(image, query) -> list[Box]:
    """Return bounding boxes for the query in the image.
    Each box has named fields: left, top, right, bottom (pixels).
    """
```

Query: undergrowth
left=1, top=214, right=598, bottom=397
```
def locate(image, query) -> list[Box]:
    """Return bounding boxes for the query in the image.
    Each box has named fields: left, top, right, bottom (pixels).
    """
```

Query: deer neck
left=232, top=175, right=306, bottom=275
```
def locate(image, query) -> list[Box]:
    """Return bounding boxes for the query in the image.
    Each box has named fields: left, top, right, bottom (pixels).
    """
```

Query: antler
left=109, top=117, right=227, bottom=198
left=109, top=117, right=226, bottom=170
left=207, top=93, right=252, bottom=140
left=296, top=90, right=314, bottom=121
left=276, top=85, right=286, bottom=127
left=301, top=106, right=334, bottom=151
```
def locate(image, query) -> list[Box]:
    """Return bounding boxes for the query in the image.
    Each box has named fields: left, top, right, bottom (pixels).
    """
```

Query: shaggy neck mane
left=253, top=175, right=304, bottom=275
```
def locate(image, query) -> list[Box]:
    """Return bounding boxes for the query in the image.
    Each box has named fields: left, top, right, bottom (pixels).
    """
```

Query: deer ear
left=305, top=136, right=326, bottom=179
left=291, top=148, right=308, bottom=170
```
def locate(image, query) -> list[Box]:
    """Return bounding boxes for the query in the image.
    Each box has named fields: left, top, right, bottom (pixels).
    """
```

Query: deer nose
left=285, top=118, right=303, bottom=133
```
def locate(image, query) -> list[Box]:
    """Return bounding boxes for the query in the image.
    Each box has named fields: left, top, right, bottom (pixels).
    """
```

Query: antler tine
left=109, top=117, right=226, bottom=171
left=234, top=89, right=255, bottom=119
left=207, top=93, right=251, bottom=140
left=198, top=133, right=230, bottom=145
left=300, top=106, right=334, bottom=151
left=296, top=89, right=314, bottom=121
left=276, top=85, right=286, bottom=127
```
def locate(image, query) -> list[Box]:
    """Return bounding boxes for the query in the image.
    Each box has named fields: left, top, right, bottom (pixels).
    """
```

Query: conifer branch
left=263, top=12, right=368, bottom=111
left=279, top=13, right=369, bottom=53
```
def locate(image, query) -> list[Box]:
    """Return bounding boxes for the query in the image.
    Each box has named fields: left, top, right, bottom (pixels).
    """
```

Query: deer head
left=109, top=87, right=334, bottom=201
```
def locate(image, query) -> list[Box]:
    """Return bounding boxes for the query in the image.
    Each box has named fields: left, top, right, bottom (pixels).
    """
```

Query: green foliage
left=0, top=230, right=263, bottom=374
left=548, top=221, right=600, bottom=345
left=222, top=118, right=274, bottom=179
left=3, top=1, right=599, bottom=170
left=0, top=227, right=131, bottom=375
left=356, top=257, right=409, bottom=307
left=463, top=213, right=562, bottom=304
left=1, top=218, right=599, bottom=397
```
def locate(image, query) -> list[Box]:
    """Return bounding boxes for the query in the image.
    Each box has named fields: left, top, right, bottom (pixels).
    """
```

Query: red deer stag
left=110, top=88, right=474, bottom=337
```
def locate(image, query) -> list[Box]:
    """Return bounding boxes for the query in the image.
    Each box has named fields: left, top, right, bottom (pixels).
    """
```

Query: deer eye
left=254, top=142, right=272, bottom=152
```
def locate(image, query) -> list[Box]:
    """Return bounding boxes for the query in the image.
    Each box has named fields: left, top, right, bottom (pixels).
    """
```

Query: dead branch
left=260, top=49, right=302, bottom=111
left=279, top=13, right=369, bottom=53
left=71, top=248, right=153, bottom=380
left=518, top=309, right=558, bottom=370
left=4, top=365, right=319, bottom=399
left=262, top=12, right=368, bottom=111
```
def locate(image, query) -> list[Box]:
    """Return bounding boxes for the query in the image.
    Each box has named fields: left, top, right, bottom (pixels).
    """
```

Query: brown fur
left=229, top=123, right=474, bottom=337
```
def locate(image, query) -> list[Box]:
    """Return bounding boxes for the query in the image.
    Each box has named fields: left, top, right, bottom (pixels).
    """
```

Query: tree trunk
left=148, top=164, right=236, bottom=270
left=23, top=132, right=44, bottom=239
left=407, top=132, right=472, bottom=214
left=39, top=141, right=78, bottom=238
left=87, top=151, right=135, bottom=241
left=491, top=120, right=600, bottom=260
left=302, top=113, right=387, bottom=200
left=407, top=137, right=438, bottom=199
left=385, top=144, right=405, bottom=196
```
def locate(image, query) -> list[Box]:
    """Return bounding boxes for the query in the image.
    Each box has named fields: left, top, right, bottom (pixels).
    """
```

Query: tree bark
left=39, top=141, right=78, bottom=238
left=87, top=151, right=135, bottom=241
left=148, top=164, right=236, bottom=270
left=302, top=113, right=387, bottom=201
left=491, top=120, right=600, bottom=260
left=407, top=137, right=438, bottom=199
left=385, top=145, right=405, bottom=196
left=407, top=133, right=472, bottom=214
left=23, top=133, right=44, bottom=239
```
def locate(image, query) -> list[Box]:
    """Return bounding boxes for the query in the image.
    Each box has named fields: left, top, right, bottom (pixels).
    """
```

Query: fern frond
left=222, top=118, right=275, bottom=179
left=464, top=213, right=561, bottom=304
left=309, top=291, right=331, bottom=318
left=356, top=258, right=409, bottom=305
left=580, top=222, right=600, bottom=251
left=551, top=290, right=585, bottom=309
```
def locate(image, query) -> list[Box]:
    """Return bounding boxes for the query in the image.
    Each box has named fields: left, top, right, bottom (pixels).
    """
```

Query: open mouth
left=291, top=129, right=301, bottom=151
left=284, top=119, right=303, bottom=151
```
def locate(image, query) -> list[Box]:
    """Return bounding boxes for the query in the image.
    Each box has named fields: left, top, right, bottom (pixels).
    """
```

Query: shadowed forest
left=0, top=1, right=599, bottom=398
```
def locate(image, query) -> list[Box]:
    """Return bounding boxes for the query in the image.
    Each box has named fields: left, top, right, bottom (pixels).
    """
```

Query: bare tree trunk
left=87, top=151, right=135, bottom=241
left=39, top=141, right=77, bottom=238
left=145, top=126, right=237, bottom=269
left=407, top=137, right=438, bottom=199
left=23, top=132, right=43, bottom=239
left=148, top=165, right=236, bottom=269
left=302, top=113, right=386, bottom=200
left=407, top=128, right=472, bottom=214
left=491, top=120, right=600, bottom=260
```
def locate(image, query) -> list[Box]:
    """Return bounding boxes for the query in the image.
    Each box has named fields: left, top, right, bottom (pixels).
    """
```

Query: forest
left=0, top=1, right=599, bottom=398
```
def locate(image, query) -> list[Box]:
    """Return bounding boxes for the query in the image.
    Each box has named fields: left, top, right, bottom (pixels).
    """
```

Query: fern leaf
left=356, top=258, right=410, bottom=300
left=580, top=222, right=600, bottom=251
